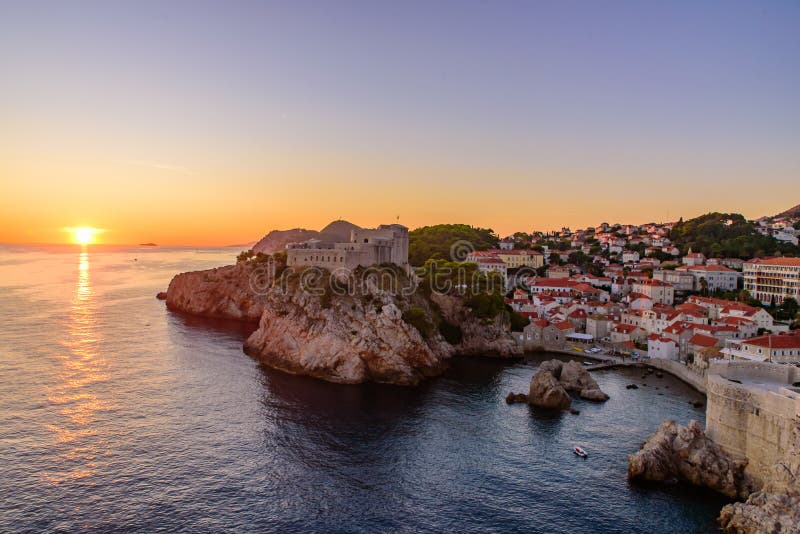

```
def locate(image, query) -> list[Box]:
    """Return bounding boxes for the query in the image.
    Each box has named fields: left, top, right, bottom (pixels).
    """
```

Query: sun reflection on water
left=44, top=250, right=113, bottom=484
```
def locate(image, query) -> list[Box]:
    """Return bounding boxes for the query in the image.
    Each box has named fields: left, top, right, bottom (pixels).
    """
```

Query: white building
left=474, top=257, right=508, bottom=284
left=622, top=251, right=640, bottom=263
left=677, top=264, right=742, bottom=292
left=721, top=333, right=800, bottom=363
left=743, top=257, right=800, bottom=305
left=648, top=335, right=679, bottom=360
left=631, top=278, right=675, bottom=305
left=652, top=269, right=695, bottom=292
left=682, top=251, right=706, bottom=266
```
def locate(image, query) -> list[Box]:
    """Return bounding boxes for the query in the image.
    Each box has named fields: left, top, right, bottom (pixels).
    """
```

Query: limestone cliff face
left=628, top=419, right=757, bottom=500
left=718, top=417, right=800, bottom=533
left=242, top=282, right=450, bottom=385
left=431, top=293, right=521, bottom=358
left=166, top=264, right=265, bottom=321
left=164, top=263, right=521, bottom=385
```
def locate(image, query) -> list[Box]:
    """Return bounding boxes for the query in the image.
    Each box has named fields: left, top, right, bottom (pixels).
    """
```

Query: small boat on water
left=573, top=446, right=588, bottom=458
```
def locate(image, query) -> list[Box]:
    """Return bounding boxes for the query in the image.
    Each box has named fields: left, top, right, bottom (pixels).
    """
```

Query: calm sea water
left=0, top=245, right=728, bottom=533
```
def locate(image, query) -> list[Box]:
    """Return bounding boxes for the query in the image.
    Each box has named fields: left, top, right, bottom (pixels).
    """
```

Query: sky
left=1, top=0, right=798, bottom=245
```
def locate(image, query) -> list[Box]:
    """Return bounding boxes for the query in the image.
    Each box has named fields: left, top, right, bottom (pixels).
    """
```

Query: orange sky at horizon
left=1, top=152, right=795, bottom=246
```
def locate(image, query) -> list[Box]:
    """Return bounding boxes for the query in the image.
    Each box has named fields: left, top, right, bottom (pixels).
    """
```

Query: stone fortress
left=705, top=359, right=800, bottom=483
left=286, top=223, right=410, bottom=273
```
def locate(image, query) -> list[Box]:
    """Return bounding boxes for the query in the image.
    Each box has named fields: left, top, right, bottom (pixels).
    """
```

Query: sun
left=68, top=227, right=102, bottom=245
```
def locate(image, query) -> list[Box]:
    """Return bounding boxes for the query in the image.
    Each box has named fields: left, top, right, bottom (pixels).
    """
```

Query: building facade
left=721, top=332, right=800, bottom=363
left=743, top=257, right=800, bottom=305
left=678, top=264, right=742, bottom=292
left=652, top=269, right=695, bottom=292
left=631, top=278, right=675, bottom=305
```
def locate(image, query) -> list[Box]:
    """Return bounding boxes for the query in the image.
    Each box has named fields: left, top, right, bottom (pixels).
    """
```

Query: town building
left=676, top=264, right=742, bottom=292
left=721, top=332, right=800, bottom=363
left=631, top=278, right=675, bottom=305
left=682, top=250, right=706, bottom=266
left=466, top=249, right=544, bottom=270
left=648, top=334, right=679, bottom=360
left=743, top=257, right=800, bottom=305
left=652, top=269, right=695, bottom=292
left=474, top=257, right=508, bottom=281
left=622, top=251, right=640, bottom=263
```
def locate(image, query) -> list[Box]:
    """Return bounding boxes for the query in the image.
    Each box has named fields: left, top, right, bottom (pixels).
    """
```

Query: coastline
left=524, top=346, right=708, bottom=394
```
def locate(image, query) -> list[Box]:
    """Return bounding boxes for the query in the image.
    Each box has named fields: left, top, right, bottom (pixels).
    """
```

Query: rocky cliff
left=718, top=416, right=800, bottom=533
left=165, top=262, right=521, bottom=385
left=166, top=264, right=266, bottom=321
left=628, top=419, right=757, bottom=500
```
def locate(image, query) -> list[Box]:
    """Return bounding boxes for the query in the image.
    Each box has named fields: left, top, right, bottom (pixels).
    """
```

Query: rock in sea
left=528, top=371, right=571, bottom=410
left=627, top=419, right=756, bottom=500
left=505, top=392, right=528, bottom=405
left=526, top=359, right=609, bottom=410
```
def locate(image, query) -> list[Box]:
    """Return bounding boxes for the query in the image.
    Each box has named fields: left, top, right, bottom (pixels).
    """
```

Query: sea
left=0, top=245, right=729, bottom=533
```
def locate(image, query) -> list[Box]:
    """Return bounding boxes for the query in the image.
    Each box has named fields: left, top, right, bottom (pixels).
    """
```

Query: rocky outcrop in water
left=164, top=262, right=521, bottom=385
left=524, top=359, right=609, bottom=410
left=528, top=371, right=572, bottom=410
left=718, top=417, right=800, bottom=533
left=558, top=360, right=610, bottom=401
left=628, top=419, right=757, bottom=500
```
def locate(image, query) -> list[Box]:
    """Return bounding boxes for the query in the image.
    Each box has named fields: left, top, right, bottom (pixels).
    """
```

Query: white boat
left=574, top=446, right=588, bottom=458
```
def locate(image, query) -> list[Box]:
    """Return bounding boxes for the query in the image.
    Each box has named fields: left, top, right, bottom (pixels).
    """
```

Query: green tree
left=408, top=224, right=498, bottom=266
left=236, top=249, right=255, bottom=263
left=669, top=212, right=800, bottom=259
left=778, top=297, right=799, bottom=321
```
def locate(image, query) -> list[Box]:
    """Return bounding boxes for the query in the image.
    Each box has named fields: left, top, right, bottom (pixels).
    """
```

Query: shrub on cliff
left=415, top=259, right=504, bottom=296
left=507, top=307, right=530, bottom=332
left=402, top=306, right=434, bottom=338
left=237, top=249, right=255, bottom=263
left=466, top=292, right=505, bottom=319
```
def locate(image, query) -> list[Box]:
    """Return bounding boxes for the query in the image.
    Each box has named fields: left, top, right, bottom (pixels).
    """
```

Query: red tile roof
left=742, top=333, right=800, bottom=349
left=689, top=333, right=719, bottom=348
left=746, top=257, right=800, bottom=267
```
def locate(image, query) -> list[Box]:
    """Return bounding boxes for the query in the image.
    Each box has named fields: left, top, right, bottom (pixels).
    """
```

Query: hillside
left=251, top=220, right=362, bottom=254
left=775, top=203, right=800, bottom=219
left=318, top=220, right=361, bottom=242
left=669, top=212, right=798, bottom=259
left=408, top=224, right=498, bottom=266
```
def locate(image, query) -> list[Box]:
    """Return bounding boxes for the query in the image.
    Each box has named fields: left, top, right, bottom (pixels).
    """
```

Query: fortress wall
left=709, top=360, right=799, bottom=384
left=705, top=368, right=800, bottom=483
